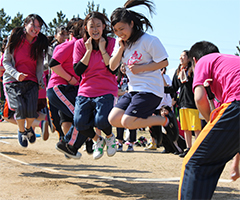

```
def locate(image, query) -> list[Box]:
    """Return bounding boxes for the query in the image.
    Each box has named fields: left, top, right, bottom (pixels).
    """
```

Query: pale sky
left=1, top=0, right=239, bottom=79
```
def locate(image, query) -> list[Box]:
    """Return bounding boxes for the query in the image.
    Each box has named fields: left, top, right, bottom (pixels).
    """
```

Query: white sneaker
left=105, top=134, right=117, bottom=157
left=93, top=137, right=105, bottom=160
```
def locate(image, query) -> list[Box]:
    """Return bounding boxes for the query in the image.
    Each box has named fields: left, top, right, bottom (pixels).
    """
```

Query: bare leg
left=194, top=130, right=201, bottom=139
left=121, top=114, right=166, bottom=130
left=108, top=107, right=125, bottom=128
left=25, top=118, right=35, bottom=129
left=16, top=119, right=25, bottom=132
left=184, top=130, right=192, bottom=148
left=62, top=122, right=72, bottom=135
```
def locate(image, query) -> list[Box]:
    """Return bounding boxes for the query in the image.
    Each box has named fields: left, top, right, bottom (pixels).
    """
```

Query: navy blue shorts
left=115, top=92, right=162, bottom=119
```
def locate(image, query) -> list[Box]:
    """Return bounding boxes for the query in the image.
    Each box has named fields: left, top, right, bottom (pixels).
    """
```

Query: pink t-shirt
left=193, top=53, right=240, bottom=104
left=14, top=38, right=37, bottom=83
left=47, top=37, right=80, bottom=89
left=73, top=37, right=118, bottom=97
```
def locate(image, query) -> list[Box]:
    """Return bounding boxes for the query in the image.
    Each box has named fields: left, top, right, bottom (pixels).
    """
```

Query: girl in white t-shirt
left=108, top=0, right=179, bottom=139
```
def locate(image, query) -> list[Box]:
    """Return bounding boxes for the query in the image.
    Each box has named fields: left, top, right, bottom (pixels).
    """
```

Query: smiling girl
left=3, top=14, right=48, bottom=147
left=56, top=12, right=118, bottom=160
left=108, top=0, right=178, bottom=140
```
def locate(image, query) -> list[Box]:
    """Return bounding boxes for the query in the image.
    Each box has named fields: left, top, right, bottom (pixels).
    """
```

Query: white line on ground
left=0, top=152, right=232, bottom=183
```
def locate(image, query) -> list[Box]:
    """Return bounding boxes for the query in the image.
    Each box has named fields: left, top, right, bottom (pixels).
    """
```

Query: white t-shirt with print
left=112, top=33, right=168, bottom=98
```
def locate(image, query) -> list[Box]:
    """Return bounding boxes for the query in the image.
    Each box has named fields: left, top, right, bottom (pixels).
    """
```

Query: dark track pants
left=179, top=100, right=240, bottom=200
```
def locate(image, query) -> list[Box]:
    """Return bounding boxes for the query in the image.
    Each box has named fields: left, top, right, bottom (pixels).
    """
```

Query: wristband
left=68, top=76, right=73, bottom=82
left=102, top=51, right=107, bottom=56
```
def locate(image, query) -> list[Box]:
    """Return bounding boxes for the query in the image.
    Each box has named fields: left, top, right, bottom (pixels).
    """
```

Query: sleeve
left=73, top=62, right=88, bottom=76
left=3, top=47, right=22, bottom=81
left=49, top=59, right=60, bottom=68
left=111, top=37, right=120, bottom=57
left=146, top=36, right=168, bottom=63
left=192, top=59, right=211, bottom=92
left=52, top=42, right=72, bottom=64
left=73, top=39, right=85, bottom=64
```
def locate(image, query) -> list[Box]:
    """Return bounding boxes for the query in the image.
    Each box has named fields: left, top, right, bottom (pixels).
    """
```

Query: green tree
left=84, top=1, right=107, bottom=17
left=5, top=12, right=23, bottom=32
left=47, top=11, right=69, bottom=36
left=0, top=8, right=11, bottom=44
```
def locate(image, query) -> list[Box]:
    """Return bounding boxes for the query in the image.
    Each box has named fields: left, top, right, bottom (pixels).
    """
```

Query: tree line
left=0, top=1, right=106, bottom=46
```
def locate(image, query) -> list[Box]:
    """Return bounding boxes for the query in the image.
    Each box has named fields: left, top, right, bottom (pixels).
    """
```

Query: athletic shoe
left=18, top=130, right=28, bottom=147
left=164, top=111, right=179, bottom=142
left=93, top=136, right=105, bottom=160
left=25, top=127, right=36, bottom=143
left=85, top=139, right=94, bottom=154
left=117, top=144, right=123, bottom=152
left=105, top=134, right=117, bottom=157
left=40, top=120, right=49, bottom=141
left=65, top=154, right=71, bottom=159
left=179, top=148, right=190, bottom=158
left=56, top=140, right=81, bottom=159
left=144, top=142, right=157, bottom=150
left=126, top=144, right=134, bottom=152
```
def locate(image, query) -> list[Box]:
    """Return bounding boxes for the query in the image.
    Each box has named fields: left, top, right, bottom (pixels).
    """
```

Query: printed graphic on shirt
left=127, top=51, right=142, bottom=66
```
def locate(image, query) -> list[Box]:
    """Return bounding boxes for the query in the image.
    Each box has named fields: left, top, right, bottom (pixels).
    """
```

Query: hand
left=128, top=64, right=142, bottom=74
left=118, top=37, right=125, bottom=50
left=18, top=73, right=28, bottom=82
left=68, top=76, right=78, bottom=85
left=85, top=37, right=93, bottom=52
left=99, top=37, right=106, bottom=53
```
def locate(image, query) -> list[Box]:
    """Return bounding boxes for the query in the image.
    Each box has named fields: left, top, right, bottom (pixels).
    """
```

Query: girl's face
left=179, top=52, right=189, bottom=66
left=85, top=18, right=105, bottom=41
left=113, top=21, right=133, bottom=41
left=25, top=19, right=41, bottom=41
left=160, top=108, right=169, bottom=117
left=55, top=30, right=68, bottom=44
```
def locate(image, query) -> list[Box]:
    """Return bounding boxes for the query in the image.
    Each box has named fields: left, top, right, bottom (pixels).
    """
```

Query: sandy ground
left=0, top=121, right=239, bottom=200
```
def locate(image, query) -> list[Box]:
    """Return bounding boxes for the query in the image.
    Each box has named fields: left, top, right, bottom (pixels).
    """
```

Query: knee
left=121, top=118, right=134, bottom=129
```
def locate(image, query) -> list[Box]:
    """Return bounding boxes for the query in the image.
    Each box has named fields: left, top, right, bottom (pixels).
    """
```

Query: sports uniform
left=179, top=53, right=240, bottom=199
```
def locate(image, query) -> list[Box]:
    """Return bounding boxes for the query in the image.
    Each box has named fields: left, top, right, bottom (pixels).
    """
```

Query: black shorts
left=115, top=91, right=162, bottom=119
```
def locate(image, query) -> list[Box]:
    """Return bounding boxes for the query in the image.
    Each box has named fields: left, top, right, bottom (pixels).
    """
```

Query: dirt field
left=0, top=121, right=239, bottom=200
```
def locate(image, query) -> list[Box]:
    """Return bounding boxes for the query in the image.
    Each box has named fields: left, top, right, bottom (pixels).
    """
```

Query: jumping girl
left=3, top=14, right=48, bottom=147
left=108, top=0, right=178, bottom=140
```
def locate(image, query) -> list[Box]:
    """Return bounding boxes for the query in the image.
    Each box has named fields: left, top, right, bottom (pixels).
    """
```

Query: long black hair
left=83, top=12, right=112, bottom=50
left=6, top=14, right=48, bottom=60
left=110, top=0, right=155, bottom=47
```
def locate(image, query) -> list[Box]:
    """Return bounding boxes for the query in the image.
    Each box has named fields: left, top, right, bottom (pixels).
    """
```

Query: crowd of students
left=0, top=0, right=239, bottom=199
